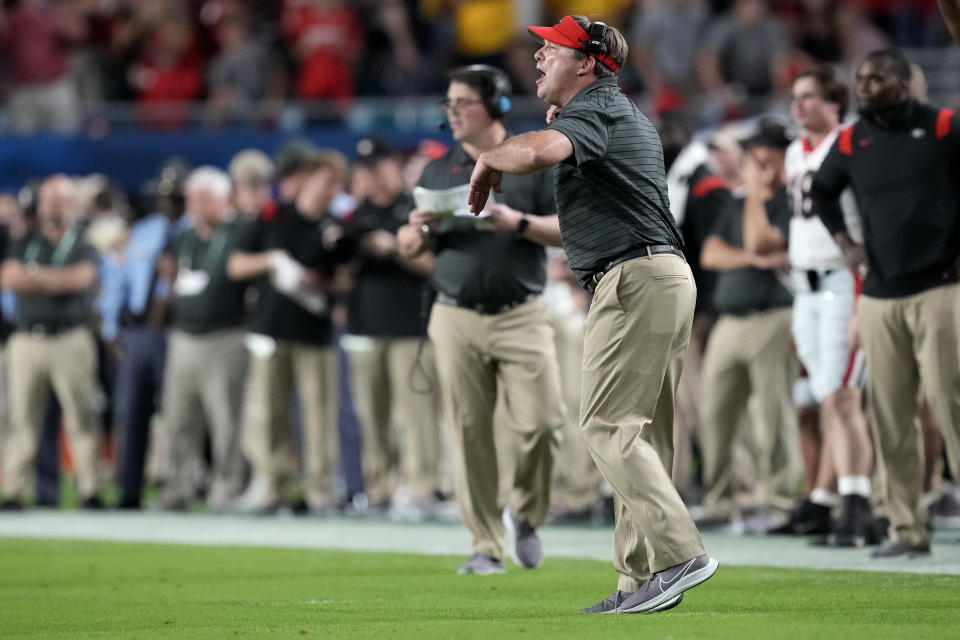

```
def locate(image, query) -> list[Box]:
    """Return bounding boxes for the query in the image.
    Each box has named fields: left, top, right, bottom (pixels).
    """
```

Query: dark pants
left=336, top=338, right=364, bottom=499
left=35, top=396, right=61, bottom=506
left=115, top=327, right=166, bottom=507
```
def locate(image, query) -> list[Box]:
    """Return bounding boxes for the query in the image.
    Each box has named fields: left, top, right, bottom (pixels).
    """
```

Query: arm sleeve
left=811, top=144, right=851, bottom=237
left=547, top=101, right=609, bottom=167
left=534, top=166, right=556, bottom=215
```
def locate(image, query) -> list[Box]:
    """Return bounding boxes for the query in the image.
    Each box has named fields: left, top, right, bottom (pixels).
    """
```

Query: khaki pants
left=241, top=338, right=338, bottom=509
left=549, top=311, right=602, bottom=514
left=580, top=254, right=704, bottom=592
left=344, top=335, right=442, bottom=504
left=428, top=296, right=564, bottom=560
left=699, top=308, right=798, bottom=520
left=672, top=313, right=713, bottom=500
left=2, top=327, right=100, bottom=499
left=859, top=284, right=960, bottom=547
left=161, top=329, right=248, bottom=504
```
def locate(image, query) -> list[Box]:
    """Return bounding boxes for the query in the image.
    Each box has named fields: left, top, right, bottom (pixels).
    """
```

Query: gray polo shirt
left=417, top=143, right=555, bottom=308
left=7, top=228, right=99, bottom=329
left=547, top=77, right=683, bottom=288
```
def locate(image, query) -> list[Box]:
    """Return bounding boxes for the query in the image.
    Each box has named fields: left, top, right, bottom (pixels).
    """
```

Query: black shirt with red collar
left=681, top=164, right=734, bottom=314
left=812, top=100, right=960, bottom=298
left=232, top=202, right=347, bottom=345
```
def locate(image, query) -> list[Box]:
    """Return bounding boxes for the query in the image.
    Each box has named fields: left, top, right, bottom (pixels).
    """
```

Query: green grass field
left=2, top=538, right=958, bottom=639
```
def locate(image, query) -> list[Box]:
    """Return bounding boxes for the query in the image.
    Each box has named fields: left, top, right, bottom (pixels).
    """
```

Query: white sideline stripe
left=1, top=512, right=959, bottom=575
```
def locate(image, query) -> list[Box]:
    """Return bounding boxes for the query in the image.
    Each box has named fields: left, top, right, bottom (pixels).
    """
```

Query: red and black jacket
left=812, top=100, right=960, bottom=298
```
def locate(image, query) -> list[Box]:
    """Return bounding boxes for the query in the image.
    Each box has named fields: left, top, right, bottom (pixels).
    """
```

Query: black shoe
left=823, top=495, right=883, bottom=547
left=81, top=496, right=106, bottom=510
left=870, top=539, right=931, bottom=559
left=116, top=497, right=141, bottom=510
left=0, top=498, right=24, bottom=511
left=34, top=498, right=59, bottom=508
left=929, top=492, right=960, bottom=518
left=767, top=498, right=832, bottom=535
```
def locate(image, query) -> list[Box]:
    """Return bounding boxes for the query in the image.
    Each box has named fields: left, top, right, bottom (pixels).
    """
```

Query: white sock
left=809, top=488, right=839, bottom=507
left=838, top=475, right=871, bottom=497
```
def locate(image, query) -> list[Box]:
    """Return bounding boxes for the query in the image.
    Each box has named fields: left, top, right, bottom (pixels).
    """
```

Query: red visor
left=527, top=15, right=619, bottom=72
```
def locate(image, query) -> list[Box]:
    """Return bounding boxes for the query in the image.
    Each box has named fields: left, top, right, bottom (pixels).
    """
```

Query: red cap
left=527, top=15, right=619, bottom=72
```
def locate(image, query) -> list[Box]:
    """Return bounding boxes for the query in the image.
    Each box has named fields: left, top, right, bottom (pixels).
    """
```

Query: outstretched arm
left=468, top=129, right=573, bottom=214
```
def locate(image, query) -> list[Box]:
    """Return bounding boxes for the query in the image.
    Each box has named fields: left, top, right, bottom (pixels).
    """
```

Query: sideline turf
left=1, top=538, right=957, bottom=639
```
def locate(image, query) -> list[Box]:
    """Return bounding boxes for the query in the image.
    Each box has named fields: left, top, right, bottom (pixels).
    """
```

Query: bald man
left=0, top=175, right=103, bottom=509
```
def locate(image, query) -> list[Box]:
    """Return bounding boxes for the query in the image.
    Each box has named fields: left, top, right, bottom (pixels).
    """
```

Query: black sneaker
left=870, top=540, right=931, bottom=559
left=0, top=498, right=24, bottom=511
left=81, top=496, right=106, bottom=510
left=822, top=495, right=883, bottom=547
left=618, top=555, right=718, bottom=614
left=768, top=498, right=832, bottom=535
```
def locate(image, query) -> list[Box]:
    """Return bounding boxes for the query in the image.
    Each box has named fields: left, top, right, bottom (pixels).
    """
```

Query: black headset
left=580, top=21, right=609, bottom=56
left=462, top=64, right=513, bottom=120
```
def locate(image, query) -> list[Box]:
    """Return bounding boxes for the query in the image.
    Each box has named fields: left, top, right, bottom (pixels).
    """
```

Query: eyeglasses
left=438, top=98, right=484, bottom=111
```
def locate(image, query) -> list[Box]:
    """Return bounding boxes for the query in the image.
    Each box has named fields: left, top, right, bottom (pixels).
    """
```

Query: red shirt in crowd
left=281, top=2, right=363, bottom=100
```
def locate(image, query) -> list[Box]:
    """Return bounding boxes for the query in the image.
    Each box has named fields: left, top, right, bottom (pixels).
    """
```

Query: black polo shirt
left=682, top=164, right=735, bottom=314
left=547, top=77, right=683, bottom=288
left=812, top=100, right=960, bottom=298
left=345, top=193, right=426, bottom=337
left=232, top=204, right=344, bottom=345
left=165, top=219, right=248, bottom=334
left=417, top=143, right=555, bottom=308
left=6, top=227, right=99, bottom=329
left=709, top=189, right=793, bottom=315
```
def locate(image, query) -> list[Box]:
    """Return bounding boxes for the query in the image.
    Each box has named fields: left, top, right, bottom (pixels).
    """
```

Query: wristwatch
left=515, top=215, right=529, bottom=237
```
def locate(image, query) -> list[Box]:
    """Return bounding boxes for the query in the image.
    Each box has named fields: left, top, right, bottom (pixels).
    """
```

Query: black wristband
left=515, top=215, right=530, bottom=237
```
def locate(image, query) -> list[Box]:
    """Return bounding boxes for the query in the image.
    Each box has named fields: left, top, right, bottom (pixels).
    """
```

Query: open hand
left=468, top=155, right=502, bottom=215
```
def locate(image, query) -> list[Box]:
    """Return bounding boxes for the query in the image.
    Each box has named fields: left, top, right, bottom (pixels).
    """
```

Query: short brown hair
left=303, top=149, right=349, bottom=181
left=795, top=65, right=849, bottom=121
left=569, top=15, right=627, bottom=78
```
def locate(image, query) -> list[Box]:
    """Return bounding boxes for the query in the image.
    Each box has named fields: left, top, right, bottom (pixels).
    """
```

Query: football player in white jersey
left=784, top=66, right=879, bottom=546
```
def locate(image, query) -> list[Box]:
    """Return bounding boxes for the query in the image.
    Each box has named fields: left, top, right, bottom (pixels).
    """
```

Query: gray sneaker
left=456, top=554, right=505, bottom=575
left=581, top=590, right=683, bottom=614
left=870, top=540, right=931, bottom=559
left=618, top=555, right=718, bottom=614
left=502, top=508, right=543, bottom=568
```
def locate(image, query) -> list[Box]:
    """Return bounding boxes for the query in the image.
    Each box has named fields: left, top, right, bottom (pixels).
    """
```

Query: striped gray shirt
left=547, top=77, right=682, bottom=287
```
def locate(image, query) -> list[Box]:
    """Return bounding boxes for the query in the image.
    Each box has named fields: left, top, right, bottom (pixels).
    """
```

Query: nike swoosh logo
left=657, top=559, right=696, bottom=593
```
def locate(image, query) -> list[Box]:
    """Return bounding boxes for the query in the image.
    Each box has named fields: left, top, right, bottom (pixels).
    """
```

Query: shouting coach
left=468, top=15, right=718, bottom=614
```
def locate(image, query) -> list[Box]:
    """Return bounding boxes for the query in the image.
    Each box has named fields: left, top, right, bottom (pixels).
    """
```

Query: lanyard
left=24, top=227, right=79, bottom=266
left=178, top=224, right=230, bottom=272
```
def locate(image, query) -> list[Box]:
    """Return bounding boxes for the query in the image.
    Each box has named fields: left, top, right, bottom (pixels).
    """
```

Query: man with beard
left=811, top=49, right=960, bottom=558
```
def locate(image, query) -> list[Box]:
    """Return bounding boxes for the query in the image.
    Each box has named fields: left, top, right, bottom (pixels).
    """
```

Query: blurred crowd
left=0, top=0, right=956, bottom=133
left=0, top=137, right=604, bottom=523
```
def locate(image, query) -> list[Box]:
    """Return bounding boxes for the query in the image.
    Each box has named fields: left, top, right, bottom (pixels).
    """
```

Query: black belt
left=586, top=245, right=685, bottom=293
left=804, top=269, right=836, bottom=292
left=436, top=292, right=537, bottom=316
left=20, top=322, right=83, bottom=337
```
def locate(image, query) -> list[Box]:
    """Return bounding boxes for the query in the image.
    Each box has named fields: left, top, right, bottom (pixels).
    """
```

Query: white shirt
left=786, top=130, right=861, bottom=270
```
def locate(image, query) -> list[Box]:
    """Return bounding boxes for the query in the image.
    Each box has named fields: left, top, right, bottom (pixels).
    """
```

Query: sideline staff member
left=468, top=16, right=717, bottom=613
left=811, top=48, right=960, bottom=559
left=397, top=64, right=565, bottom=576
left=0, top=175, right=103, bottom=509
